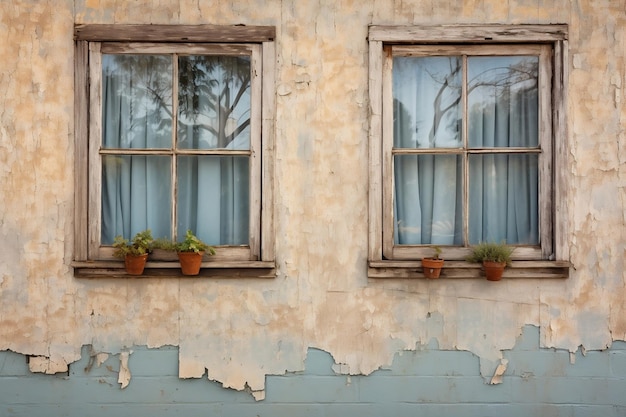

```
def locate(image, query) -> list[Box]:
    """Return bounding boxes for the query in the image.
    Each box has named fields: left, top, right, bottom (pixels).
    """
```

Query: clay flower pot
left=124, top=253, right=149, bottom=275
left=422, top=258, right=444, bottom=279
left=178, top=251, right=205, bottom=275
left=483, top=260, right=506, bottom=281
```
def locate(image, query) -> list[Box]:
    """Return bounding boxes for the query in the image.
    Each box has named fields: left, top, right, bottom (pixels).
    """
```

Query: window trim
left=367, top=24, right=570, bottom=279
left=73, top=25, right=276, bottom=275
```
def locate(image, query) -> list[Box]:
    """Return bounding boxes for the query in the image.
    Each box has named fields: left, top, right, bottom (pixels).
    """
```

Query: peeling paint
left=0, top=0, right=625, bottom=400
left=28, top=356, right=68, bottom=375
left=117, top=351, right=131, bottom=389
left=489, top=358, right=508, bottom=385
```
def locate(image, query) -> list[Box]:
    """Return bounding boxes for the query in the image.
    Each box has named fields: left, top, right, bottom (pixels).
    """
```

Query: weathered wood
left=368, top=260, right=571, bottom=279
left=87, top=43, right=103, bottom=260
left=392, top=148, right=542, bottom=155
left=97, top=246, right=254, bottom=262
left=553, top=40, right=569, bottom=261
left=72, top=260, right=276, bottom=269
left=74, top=41, right=89, bottom=261
left=261, top=41, right=276, bottom=262
left=99, top=149, right=252, bottom=156
left=369, top=25, right=567, bottom=263
left=368, top=40, right=384, bottom=261
left=369, top=24, right=568, bottom=43
left=538, top=44, right=554, bottom=259
left=392, top=44, right=546, bottom=57
left=381, top=45, right=395, bottom=259
left=101, top=42, right=253, bottom=55
left=385, top=245, right=544, bottom=261
left=75, top=24, right=276, bottom=43
left=74, top=266, right=276, bottom=279
left=368, top=260, right=571, bottom=268
left=249, top=44, right=263, bottom=261
left=80, top=39, right=274, bottom=264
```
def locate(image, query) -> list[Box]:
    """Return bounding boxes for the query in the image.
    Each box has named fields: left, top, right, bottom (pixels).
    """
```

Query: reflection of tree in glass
left=103, top=55, right=173, bottom=148
left=104, top=54, right=252, bottom=149
left=424, top=56, right=538, bottom=147
left=178, top=56, right=251, bottom=148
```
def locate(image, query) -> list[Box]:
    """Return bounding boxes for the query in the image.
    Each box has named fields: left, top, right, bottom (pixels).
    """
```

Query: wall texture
left=2, top=326, right=626, bottom=416
left=0, top=0, right=625, bottom=410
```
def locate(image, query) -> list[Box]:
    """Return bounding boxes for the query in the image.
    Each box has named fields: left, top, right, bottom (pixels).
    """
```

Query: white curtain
left=393, top=55, right=539, bottom=246
left=101, top=54, right=250, bottom=246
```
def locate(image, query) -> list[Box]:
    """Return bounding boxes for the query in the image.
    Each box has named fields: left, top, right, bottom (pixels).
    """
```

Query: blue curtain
left=101, top=54, right=250, bottom=246
left=393, top=55, right=539, bottom=246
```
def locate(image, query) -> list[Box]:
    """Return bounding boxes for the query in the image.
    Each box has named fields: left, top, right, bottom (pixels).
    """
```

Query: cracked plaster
left=0, top=0, right=625, bottom=399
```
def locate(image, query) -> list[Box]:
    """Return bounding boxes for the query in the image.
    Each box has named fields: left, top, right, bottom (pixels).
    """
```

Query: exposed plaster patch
left=28, top=356, right=68, bottom=375
left=118, top=350, right=132, bottom=389
left=489, top=358, right=508, bottom=384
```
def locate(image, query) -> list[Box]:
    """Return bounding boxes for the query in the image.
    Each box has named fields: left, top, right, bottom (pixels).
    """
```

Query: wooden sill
left=72, top=260, right=276, bottom=279
left=368, top=260, right=571, bottom=279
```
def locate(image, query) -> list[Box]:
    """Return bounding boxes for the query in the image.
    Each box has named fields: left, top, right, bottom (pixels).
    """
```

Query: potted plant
left=422, top=246, right=444, bottom=279
left=466, top=241, right=514, bottom=281
left=112, top=229, right=154, bottom=275
left=176, top=230, right=216, bottom=275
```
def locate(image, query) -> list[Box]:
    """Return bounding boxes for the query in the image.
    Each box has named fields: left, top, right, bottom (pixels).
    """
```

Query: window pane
left=178, top=56, right=251, bottom=150
left=177, top=155, right=250, bottom=245
left=468, top=56, right=539, bottom=148
left=101, top=155, right=172, bottom=244
left=468, top=153, right=539, bottom=245
left=102, top=55, right=173, bottom=149
left=393, top=56, right=462, bottom=149
left=394, top=154, right=463, bottom=245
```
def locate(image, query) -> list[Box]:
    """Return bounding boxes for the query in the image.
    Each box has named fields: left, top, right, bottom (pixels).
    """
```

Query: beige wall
left=0, top=0, right=624, bottom=399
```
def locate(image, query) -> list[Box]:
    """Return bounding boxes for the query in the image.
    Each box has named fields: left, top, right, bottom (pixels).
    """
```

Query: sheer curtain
left=101, top=55, right=172, bottom=244
left=393, top=55, right=539, bottom=246
left=176, top=55, right=250, bottom=246
left=101, top=54, right=250, bottom=246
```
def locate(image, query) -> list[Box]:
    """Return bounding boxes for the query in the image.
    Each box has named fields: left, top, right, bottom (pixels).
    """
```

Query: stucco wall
left=0, top=0, right=625, bottom=400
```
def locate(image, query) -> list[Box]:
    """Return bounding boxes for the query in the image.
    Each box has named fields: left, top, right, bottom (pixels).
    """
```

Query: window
left=73, top=25, right=275, bottom=276
left=368, top=25, right=569, bottom=278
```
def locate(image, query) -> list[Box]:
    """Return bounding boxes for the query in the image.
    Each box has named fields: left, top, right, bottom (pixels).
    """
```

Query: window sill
left=368, top=260, right=570, bottom=279
left=72, top=260, right=276, bottom=279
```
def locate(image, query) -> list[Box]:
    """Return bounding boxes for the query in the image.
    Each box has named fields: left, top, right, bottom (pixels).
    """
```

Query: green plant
left=430, top=245, right=442, bottom=260
left=112, top=229, right=154, bottom=259
left=466, top=241, right=514, bottom=265
left=176, top=230, right=216, bottom=255
left=152, top=237, right=178, bottom=251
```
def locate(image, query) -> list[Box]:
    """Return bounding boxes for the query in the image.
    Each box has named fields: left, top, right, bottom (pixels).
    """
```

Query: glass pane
left=393, top=56, right=462, bottom=149
left=101, top=155, right=172, bottom=244
left=468, top=56, right=539, bottom=148
left=178, top=56, right=251, bottom=150
left=102, top=55, right=172, bottom=149
left=177, top=155, right=250, bottom=245
left=394, top=154, right=463, bottom=245
left=468, top=153, right=539, bottom=245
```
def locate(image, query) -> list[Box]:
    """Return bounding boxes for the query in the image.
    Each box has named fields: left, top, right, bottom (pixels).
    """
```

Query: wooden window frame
left=368, top=24, right=570, bottom=279
left=73, top=25, right=276, bottom=278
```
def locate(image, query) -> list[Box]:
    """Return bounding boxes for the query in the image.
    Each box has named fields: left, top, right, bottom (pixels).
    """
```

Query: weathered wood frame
left=368, top=24, right=569, bottom=279
left=73, top=25, right=276, bottom=276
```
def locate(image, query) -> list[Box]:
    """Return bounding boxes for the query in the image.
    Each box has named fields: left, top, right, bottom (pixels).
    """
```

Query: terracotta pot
left=124, top=253, right=149, bottom=275
left=483, top=260, right=506, bottom=281
left=422, top=258, right=444, bottom=279
left=178, top=251, right=205, bottom=275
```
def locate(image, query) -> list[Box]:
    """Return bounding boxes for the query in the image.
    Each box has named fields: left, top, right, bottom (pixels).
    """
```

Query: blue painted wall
left=1, top=326, right=625, bottom=417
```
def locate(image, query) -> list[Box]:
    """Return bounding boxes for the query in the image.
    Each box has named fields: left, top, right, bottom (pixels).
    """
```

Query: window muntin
left=90, top=43, right=261, bottom=261
left=385, top=44, right=551, bottom=260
